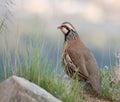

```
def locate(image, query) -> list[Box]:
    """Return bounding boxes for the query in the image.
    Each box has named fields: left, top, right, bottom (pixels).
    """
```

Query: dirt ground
left=85, top=92, right=118, bottom=102
left=86, top=94, right=112, bottom=102
left=87, top=96, right=113, bottom=102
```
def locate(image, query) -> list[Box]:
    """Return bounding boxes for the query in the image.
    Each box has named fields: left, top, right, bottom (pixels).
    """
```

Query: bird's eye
left=62, top=25, right=69, bottom=30
left=62, top=25, right=66, bottom=28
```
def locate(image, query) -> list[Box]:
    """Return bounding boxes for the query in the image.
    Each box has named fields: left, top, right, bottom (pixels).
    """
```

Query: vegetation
left=0, top=1, right=120, bottom=101
left=0, top=33, right=120, bottom=102
left=100, top=69, right=120, bottom=101
left=0, top=0, right=13, bottom=33
left=0, top=35, right=85, bottom=102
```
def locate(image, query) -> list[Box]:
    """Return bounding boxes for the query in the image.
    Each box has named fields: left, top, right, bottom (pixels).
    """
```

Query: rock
left=0, top=76, right=62, bottom=102
left=111, top=68, right=120, bottom=85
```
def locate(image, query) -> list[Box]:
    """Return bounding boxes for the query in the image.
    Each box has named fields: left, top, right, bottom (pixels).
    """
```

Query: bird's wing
left=63, top=53, right=87, bottom=79
left=67, top=47, right=89, bottom=79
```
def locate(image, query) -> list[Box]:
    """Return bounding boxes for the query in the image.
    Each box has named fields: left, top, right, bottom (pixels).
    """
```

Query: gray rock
left=0, top=76, right=62, bottom=102
left=111, top=68, right=120, bottom=85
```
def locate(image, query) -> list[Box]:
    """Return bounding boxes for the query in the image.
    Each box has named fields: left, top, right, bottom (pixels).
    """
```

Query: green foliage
left=0, top=34, right=120, bottom=102
left=100, top=69, right=120, bottom=101
left=0, top=0, right=120, bottom=101
left=0, top=20, right=5, bottom=33
left=0, top=34, right=86, bottom=102
left=15, top=36, right=86, bottom=102
left=0, top=0, right=14, bottom=33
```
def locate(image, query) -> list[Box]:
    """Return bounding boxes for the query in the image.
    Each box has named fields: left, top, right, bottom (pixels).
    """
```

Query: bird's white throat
left=61, top=27, right=68, bottom=34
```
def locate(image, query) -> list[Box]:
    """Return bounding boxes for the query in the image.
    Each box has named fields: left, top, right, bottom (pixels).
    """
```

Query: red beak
left=57, top=26, right=61, bottom=29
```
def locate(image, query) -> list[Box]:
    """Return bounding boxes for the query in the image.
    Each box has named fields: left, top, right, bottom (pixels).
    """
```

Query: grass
left=0, top=34, right=85, bottom=102
left=0, top=32, right=120, bottom=102
left=0, top=1, right=119, bottom=101
left=100, top=68, right=120, bottom=101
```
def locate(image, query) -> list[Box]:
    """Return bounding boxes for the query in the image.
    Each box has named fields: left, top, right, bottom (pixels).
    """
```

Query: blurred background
left=0, top=0, right=120, bottom=70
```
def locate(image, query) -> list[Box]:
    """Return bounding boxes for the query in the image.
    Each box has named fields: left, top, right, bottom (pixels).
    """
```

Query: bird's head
left=57, top=22, right=76, bottom=35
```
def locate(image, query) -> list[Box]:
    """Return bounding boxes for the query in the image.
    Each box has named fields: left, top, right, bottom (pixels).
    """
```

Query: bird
left=57, top=22, right=101, bottom=94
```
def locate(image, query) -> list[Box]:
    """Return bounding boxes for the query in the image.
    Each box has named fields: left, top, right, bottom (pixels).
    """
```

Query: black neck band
left=65, top=30, right=70, bottom=41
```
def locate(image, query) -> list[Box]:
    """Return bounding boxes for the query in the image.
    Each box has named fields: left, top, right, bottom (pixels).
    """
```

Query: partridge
left=57, top=22, right=101, bottom=94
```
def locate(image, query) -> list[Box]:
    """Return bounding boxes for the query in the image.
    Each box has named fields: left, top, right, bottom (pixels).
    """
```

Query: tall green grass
left=0, top=34, right=86, bottom=101
left=100, top=68, right=120, bottom=101
left=0, top=1, right=120, bottom=101
left=0, top=33, right=120, bottom=101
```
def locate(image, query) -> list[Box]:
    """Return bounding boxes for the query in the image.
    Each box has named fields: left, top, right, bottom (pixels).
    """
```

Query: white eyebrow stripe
left=63, top=24, right=76, bottom=31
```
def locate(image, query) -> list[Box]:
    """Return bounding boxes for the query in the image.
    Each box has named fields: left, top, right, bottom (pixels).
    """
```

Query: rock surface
left=0, top=76, right=62, bottom=102
left=111, top=68, right=120, bottom=85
